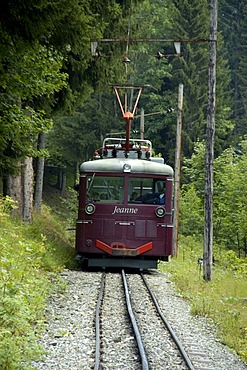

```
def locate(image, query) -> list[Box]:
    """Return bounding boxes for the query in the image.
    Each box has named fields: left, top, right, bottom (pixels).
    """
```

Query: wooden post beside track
left=173, top=84, right=183, bottom=258
left=204, top=0, right=217, bottom=281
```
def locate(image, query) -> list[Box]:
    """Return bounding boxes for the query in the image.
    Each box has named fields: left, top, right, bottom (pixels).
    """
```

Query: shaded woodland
left=0, top=0, right=246, bottom=252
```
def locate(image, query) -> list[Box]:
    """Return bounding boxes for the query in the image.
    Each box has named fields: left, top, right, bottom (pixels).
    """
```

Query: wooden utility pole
left=204, top=0, right=217, bottom=281
left=173, top=84, right=183, bottom=257
left=140, top=108, right=144, bottom=139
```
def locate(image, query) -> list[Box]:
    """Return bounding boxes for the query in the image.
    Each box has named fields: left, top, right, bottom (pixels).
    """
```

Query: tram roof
left=79, top=158, right=173, bottom=176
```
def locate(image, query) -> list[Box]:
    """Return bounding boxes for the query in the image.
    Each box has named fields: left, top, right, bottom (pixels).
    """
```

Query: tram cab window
left=128, top=177, right=165, bottom=205
left=86, top=175, right=124, bottom=203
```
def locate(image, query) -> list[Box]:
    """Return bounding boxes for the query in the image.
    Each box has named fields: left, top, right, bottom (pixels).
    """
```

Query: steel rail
left=141, top=273, right=195, bottom=370
left=94, top=271, right=105, bottom=370
left=121, top=270, right=149, bottom=370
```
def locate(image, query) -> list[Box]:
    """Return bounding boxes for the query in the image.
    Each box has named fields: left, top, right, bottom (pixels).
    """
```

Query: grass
left=1, top=188, right=246, bottom=367
left=0, top=193, right=76, bottom=369
left=159, top=235, right=247, bottom=362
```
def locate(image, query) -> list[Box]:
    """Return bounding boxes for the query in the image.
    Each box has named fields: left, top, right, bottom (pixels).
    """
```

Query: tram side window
left=128, top=177, right=166, bottom=204
left=86, top=175, right=124, bottom=203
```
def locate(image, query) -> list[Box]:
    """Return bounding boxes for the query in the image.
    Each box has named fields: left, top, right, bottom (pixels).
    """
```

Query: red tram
left=75, top=85, right=174, bottom=269
left=75, top=138, right=174, bottom=269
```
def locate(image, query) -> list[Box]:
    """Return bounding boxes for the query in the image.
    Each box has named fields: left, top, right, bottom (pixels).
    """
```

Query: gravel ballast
left=32, top=269, right=247, bottom=370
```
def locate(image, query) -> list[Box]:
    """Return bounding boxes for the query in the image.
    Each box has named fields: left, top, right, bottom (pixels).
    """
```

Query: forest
left=0, top=2, right=247, bottom=367
left=0, top=0, right=246, bottom=254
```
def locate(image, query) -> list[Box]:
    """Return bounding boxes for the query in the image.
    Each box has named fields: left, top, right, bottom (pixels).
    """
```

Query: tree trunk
left=5, top=162, right=22, bottom=218
left=5, top=158, right=33, bottom=222
left=22, top=157, right=33, bottom=222
left=61, top=172, right=66, bottom=197
left=34, top=133, right=46, bottom=212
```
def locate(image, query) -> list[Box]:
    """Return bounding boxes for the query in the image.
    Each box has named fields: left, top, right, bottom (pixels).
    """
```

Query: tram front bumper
left=95, top=240, right=152, bottom=256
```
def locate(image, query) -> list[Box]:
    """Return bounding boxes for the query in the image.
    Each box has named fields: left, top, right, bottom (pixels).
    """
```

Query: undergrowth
left=159, top=235, right=247, bottom=362
left=1, top=189, right=247, bottom=367
left=0, top=195, right=76, bottom=369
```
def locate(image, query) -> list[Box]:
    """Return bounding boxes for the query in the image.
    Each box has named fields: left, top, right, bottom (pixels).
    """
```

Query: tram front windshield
left=86, top=175, right=165, bottom=205
left=87, top=175, right=124, bottom=203
left=128, top=177, right=165, bottom=204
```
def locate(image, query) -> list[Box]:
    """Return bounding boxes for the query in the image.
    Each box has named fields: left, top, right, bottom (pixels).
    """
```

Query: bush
left=0, top=196, right=75, bottom=369
left=160, top=236, right=247, bottom=361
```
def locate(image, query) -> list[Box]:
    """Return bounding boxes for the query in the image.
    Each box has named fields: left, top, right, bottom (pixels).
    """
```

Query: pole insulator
left=123, top=111, right=134, bottom=120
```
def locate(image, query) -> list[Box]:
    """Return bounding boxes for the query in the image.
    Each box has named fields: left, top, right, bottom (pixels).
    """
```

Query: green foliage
left=0, top=43, right=68, bottom=99
left=218, top=1, right=247, bottom=139
left=0, top=0, right=238, bottom=178
left=0, top=105, right=53, bottom=176
left=51, top=0, right=234, bottom=169
left=179, top=185, right=204, bottom=236
left=0, top=196, right=18, bottom=215
left=0, top=0, right=127, bottom=178
left=214, top=140, right=247, bottom=252
left=168, top=0, right=232, bottom=158
left=180, top=139, right=247, bottom=254
left=220, top=250, right=247, bottom=276
left=0, top=195, right=75, bottom=369
left=46, top=93, right=118, bottom=167
left=0, top=202, right=47, bottom=368
left=160, top=235, right=247, bottom=361
left=0, top=40, right=68, bottom=176
left=182, top=141, right=206, bottom=193
left=44, top=0, right=162, bottom=167
left=59, top=188, right=78, bottom=228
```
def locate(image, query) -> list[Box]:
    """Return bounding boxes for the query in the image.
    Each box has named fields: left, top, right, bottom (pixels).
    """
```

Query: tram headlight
left=155, top=206, right=166, bottom=218
left=85, top=203, right=96, bottom=215
left=123, top=163, right=131, bottom=172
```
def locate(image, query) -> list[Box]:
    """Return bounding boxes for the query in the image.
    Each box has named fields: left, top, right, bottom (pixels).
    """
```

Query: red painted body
left=75, top=157, right=174, bottom=269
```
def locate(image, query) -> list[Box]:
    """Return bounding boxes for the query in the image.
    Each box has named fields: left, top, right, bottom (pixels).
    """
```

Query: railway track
left=32, top=269, right=246, bottom=370
left=94, top=271, right=139, bottom=369
left=93, top=270, right=213, bottom=370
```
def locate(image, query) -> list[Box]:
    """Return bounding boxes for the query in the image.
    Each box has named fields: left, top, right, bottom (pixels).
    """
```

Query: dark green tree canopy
left=0, top=0, right=131, bottom=176
left=0, top=0, right=246, bottom=181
